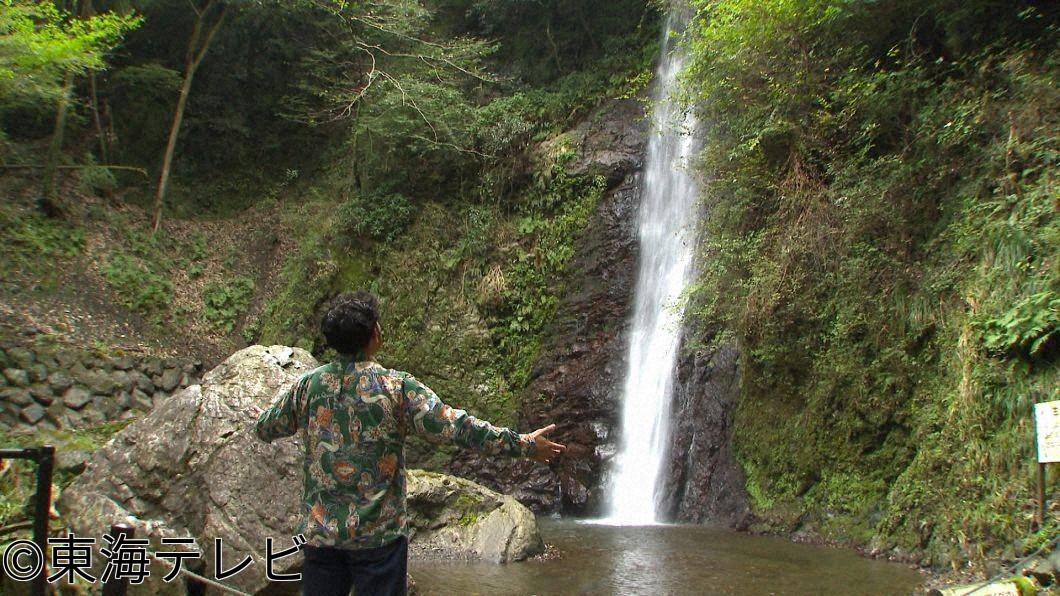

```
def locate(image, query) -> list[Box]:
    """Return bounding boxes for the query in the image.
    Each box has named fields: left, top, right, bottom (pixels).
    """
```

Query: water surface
left=410, top=518, right=922, bottom=595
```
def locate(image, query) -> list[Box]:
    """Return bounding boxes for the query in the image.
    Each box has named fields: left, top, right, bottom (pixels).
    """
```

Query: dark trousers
left=301, top=537, right=408, bottom=596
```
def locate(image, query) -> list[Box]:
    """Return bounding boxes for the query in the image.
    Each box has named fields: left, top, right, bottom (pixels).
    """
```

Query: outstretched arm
left=254, top=374, right=310, bottom=443
left=401, top=375, right=565, bottom=463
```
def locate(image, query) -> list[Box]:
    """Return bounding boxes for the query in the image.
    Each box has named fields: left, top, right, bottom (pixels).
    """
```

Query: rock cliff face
left=658, top=337, right=750, bottom=527
left=58, top=345, right=542, bottom=596
left=450, top=98, right=645, bottom=514
left=451, top=97, right=751, bottom=524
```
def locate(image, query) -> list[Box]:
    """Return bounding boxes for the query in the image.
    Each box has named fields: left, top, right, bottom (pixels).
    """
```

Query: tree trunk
left=39, top=70, right=75, bottom=217
left=89, top=73, right=107, bottom=163
left=152, top=67, right=196, bottom=233
left=40, top=0, right=91, bottom=217
left=151, top=1, right=228, bottom=234
left=544, top=20, right=563, bottom=74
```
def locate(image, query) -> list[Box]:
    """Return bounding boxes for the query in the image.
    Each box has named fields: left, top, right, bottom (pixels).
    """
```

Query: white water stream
left=601, top=14, right=700, bottom=525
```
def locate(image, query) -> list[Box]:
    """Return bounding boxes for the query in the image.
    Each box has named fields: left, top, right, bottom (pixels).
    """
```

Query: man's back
left=255, top=355, right=534, bottom=550
left=253, top=290, right=564, bottom=596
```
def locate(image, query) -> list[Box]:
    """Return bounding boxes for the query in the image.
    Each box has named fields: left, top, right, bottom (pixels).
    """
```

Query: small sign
left=1035, top=400, right=1060, bottom=463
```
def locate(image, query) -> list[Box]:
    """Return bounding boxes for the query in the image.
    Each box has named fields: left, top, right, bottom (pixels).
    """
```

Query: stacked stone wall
left=0, top=333, right=203, bottom=433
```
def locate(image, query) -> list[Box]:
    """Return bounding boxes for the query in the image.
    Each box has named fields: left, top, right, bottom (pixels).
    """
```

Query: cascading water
left=602, top=12, right=700, bottom=526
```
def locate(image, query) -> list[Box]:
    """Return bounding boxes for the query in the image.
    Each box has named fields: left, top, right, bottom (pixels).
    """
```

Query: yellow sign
left=1036, top=400, right=1060, bottom=463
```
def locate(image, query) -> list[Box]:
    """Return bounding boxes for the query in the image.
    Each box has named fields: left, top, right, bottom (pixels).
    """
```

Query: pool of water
left=410, top=518, right=923, bottom=595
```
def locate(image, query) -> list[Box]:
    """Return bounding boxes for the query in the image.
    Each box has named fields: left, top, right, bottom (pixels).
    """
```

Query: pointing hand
left=525, top=424, right=566, bottom=464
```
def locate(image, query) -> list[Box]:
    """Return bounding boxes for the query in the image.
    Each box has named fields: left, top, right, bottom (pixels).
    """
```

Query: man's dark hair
left=321, top=291, right=380, bottom=355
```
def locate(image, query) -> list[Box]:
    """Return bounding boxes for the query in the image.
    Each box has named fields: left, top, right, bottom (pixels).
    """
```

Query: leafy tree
left=284, top=0, right=497, bottom=198
left=0, top=0, right=139, bottom=213
left=135, top=0, right=312, bottom=231
left=0, top=0, right=137, bottom=102
left=465, top=0, right=659, bottom=84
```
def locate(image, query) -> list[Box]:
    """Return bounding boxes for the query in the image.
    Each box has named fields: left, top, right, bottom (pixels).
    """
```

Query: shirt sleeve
left=255, top=373, right=311, bottom=443
left=401, top=375, right=535, bottom=458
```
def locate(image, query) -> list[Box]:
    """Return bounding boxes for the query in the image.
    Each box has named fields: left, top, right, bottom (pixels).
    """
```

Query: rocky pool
left=410, top=518, right=923, bottom=595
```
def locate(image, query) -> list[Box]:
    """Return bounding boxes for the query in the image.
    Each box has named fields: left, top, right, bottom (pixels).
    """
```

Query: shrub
left=202, top=277, right=255, bottom=333
left=337, top=191, right=413, bottom=243
left=100, top=253, right=172, bottom=315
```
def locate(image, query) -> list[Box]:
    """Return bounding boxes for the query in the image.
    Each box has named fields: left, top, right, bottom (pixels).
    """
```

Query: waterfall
left=602, top=13, right=700, bottom=525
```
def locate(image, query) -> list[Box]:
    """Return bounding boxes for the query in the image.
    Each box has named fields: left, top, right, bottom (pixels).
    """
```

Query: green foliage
left=338, top=191, right=413, bottom=243
left=0, top=205, right=85, bottom=293
left=0, top=209, right=84, bottom=272
left=0, top=0, right=141, bottom=104
left=106, top=62, right=182, bottom=163
left=496, top=147, right=607, bottom=385
left=454, top=492, right=483, bottom=526
left=100, top=252, right=172, bottom=315
left=467, top=0, right=660, bottom=84
left=202, top=276, right=255, bottom=332
left=681, top=0, right=1059, bottom=563
left=0, top=421, right=131, bottom=530
left=975, top=291, right=1059, bottom=358
left=77, top=159, right=119, bottom=195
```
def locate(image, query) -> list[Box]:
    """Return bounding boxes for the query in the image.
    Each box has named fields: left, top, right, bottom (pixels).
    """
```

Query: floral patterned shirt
left=254, top=356, right=535, bottom=550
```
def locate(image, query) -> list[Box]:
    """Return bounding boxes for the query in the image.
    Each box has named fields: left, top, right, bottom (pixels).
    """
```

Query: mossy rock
left=406, top=469, right=543, bottom=563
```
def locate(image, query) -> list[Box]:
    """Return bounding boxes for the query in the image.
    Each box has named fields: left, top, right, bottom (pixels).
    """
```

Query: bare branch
left=376, top=71, right=438, bottom=140
left=409, top=134, right=495, bottom=159
left=192, top=4, right=229, bottom=69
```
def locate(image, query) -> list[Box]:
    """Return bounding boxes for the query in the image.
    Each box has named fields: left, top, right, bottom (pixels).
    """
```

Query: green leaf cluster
left=0, top=0, right=140, bottom=102
left=202, top=276, right=254, bottom=332
left=338, top=191, right=413, bottom=244
left=100, top=252, right=172, bottom=314
left=975, top=291, right=1059, bottom=358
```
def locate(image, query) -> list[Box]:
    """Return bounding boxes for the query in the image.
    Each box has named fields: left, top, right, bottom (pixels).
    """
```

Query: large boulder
left=406, top=470, right=543, bottom=563
left=59, top=345, right=542, bottom=595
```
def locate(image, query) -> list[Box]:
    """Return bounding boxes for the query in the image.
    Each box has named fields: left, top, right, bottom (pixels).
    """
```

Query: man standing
left=254, top=290, right=565, bottom=596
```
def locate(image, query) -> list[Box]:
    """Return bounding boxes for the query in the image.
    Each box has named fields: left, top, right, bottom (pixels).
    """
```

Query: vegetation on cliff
left=681, top=0, right=1058, bottom=566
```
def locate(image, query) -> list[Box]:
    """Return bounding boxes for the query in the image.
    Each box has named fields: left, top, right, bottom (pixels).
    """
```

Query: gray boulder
left=6, top=347, right=35, bottom=369
left=111, top=370, right=133, bottom=393
left=20, top=403, right=45, bottom=424
left=92, top=394, right=123, bottom=419
left=28, top=384, right=54, bottom=406
left=2, top=388, right=33, bottom=407
left=407, top=470, right=544, bottom=563
left=130, top=388, right=153, bottom=411
left=112, top=355, right=135, bottom=371
left=59, top=345, right=315, bottom=595
left=59, top=345, right=543, bottom=595
left=72, top=365, right=122, bottom=395
left=128, top=370, right=154, bottom=393
left=47, top=371, right=74, bottom=392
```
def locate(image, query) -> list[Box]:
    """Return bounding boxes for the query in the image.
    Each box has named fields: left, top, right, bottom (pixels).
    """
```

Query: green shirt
left=254, top=356, right=535, bottom=549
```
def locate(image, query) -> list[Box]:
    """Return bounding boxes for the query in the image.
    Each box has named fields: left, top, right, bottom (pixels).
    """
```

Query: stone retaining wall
left=0, top=339, right=202, bottom=433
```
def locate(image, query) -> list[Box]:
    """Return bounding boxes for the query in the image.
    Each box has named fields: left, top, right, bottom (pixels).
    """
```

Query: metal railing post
left=31, top=445, right=54, bottom=596
left=0, top=446, right=55, bottom=596
left=102, top=523, right=134, bottom=596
